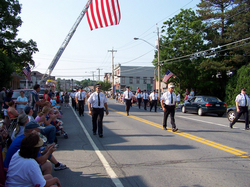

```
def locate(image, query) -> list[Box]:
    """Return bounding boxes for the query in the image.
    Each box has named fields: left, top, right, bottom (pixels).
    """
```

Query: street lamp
left=173, top=75, right=180, bottom=92
left=134, top=27, right=161, bottom=100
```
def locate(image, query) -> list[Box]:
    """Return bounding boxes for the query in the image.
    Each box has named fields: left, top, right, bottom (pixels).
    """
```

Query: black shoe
left=163, top=127, right=167, bottom=130
left=127, top=113, right=129, bottom=116
left=230, top=123, right=233, bottom=129
left=172, top=128, right=178, bottom=132
left=99, top=134, right=103, bottom=138
left=245, top=128, right=249, bottom=130
left=93, top=132, right=96, bottom=135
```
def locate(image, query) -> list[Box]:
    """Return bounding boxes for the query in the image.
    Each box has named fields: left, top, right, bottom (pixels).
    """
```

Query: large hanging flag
left=22, top=66, right=31, bottom=82
left=86, top=0, right=121, bottom=30
left=162, top=70, right=174, bottom=83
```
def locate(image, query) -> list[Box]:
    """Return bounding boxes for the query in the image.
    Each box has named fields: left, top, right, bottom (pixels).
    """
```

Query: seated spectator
left=15, top=90, right=28, bottom=113
left=51, top=111, right=68, bottom=139
left=5, top=133, right=61, bottom=187
left=11, top=113, right=29, bottom=141
left=4, top=121, right=67, bottom=174
left=3, top=91, right=13, bottom=127
left=35, top=107, right=56, bottom=127
left=35, top=107, right=58, bottom=147
left=7, top=101, right=19, bottom=120
left=44, top=101, right=52, bottom=108
left=43, top=89, right=51, bottom=102
left=24, top=106, right=35, bottom=122
left=51, top=98, right=61, bottom=110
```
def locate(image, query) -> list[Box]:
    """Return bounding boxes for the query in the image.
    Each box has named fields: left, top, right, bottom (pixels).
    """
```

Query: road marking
left=71, top=107, right=124, bottom=187
left=109, top=108, right=249, bottom=159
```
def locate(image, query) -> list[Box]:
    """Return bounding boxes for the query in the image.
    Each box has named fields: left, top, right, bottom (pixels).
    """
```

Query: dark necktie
left=98, top=93, right=100, bottom=106
left=80, top=92, right=82, bottom=100
left=171, top=92, right=173, bottom=104
left=244, top=95, right=247, bottom=106
left=128, top=91, right=129, bottom=98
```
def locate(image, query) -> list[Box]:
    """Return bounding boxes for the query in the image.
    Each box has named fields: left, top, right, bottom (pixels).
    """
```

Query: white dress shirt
left=123, top=91, right=134, bottom=100
left=161, top=91, right=176, bottom=106
left=149, top=92, right=158, bottom=100
left=142, top=92, right=149, bottom=100
left=236, top=93, right=249, bottom=106
left=136, top=93, right=142, bottom=98
left=88, top=92, right=107, bottom=108
left=75, top=91, right=86, bottom=101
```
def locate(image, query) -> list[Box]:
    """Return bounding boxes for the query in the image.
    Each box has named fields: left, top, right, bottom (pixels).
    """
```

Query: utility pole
left=96, top=68, right=103, bottom=81
left=157, top=26, right=161, bottom=100
left=108, top=48, right=117, bottom=97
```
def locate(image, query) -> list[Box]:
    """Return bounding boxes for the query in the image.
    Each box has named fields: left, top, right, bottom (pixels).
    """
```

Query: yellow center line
left=109, top=108, right=250, bottom=159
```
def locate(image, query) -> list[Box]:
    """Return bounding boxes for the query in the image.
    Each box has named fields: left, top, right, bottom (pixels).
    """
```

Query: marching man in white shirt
left=230, top=88, right=249, bottom=130
left=75, top=87, right=86, bottom=117
left=161, top=82, right=178, bottom=132
left=123, top=86, right=134, bottom=116
left=88, top=84, right=109, bottom=138
left=142, top=90, right=149, bottom=110
left=149, top=90, right=158, bottom=112
left=136, top=90, right=142, bottom=109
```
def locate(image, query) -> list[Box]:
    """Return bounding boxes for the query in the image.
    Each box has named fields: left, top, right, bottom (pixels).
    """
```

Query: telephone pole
left=108, top=48, right=117, bottom=97
left=96, top=68, right=103, bottom=81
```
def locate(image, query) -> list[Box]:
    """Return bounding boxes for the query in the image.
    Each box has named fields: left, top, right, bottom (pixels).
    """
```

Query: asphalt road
left=51, top=99, right=250, bottom=187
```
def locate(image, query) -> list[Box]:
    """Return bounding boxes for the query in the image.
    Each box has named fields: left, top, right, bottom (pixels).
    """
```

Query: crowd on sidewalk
left=0, top=84, right=69, bottom=187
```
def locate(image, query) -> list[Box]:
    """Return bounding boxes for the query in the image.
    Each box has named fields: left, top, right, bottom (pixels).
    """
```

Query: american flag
left=162, top=70, right=174, bottom=82
left=86, top=0, right=121, bottom=31
left=22, top=66, right=31, bottom=82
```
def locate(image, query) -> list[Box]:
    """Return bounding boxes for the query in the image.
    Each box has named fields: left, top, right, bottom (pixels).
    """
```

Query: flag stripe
left=87, top=0, right=121, bottom=30
left=162, top=70, right=174, bottom=82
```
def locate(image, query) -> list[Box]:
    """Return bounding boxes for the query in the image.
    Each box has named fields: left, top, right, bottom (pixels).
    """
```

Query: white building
left=113, top=64, right=155, bottom=92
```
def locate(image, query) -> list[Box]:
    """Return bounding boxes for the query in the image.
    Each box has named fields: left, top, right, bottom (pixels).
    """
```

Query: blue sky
left=18, top=0, right=201, bottom=81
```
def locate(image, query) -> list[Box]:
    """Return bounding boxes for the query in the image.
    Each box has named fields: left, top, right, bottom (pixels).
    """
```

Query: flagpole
left=26, top=79, right=28, bottom=89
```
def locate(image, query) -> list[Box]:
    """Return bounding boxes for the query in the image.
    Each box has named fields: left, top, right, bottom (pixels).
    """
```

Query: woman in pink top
left=35, top=106, right=56, bottom=126
left=7, top=101, right=19, bottom=119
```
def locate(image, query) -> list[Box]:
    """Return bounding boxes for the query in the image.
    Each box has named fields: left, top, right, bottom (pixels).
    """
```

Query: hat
left=168, top=82, right=175, bottom=88
left=25, top=121, right=45, bottom=130
left=95, top=84, right=101, bottom=87
left=17, top=113, right=28, bottom=124
left=241, top=88, right=246, bottom=91
left=24, top=106, right=32, bottom=114
left=34, top=137, right=44, bottom=147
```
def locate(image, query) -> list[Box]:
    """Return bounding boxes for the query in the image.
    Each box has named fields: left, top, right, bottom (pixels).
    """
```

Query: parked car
left=181, top=96, right=227, bottom=116
left=12, top=89, right=33, bottom=102
left=226, top=106, right=250, bottom=122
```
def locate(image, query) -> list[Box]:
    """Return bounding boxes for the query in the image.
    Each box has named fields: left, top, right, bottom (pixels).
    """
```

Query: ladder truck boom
left=40, top=0, right=93, bottom=85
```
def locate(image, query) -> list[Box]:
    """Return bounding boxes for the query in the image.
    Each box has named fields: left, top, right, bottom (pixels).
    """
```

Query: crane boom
left=40, top=0, right=93, bottom=85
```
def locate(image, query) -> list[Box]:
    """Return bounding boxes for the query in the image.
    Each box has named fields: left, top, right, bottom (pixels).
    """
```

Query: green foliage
left=56, top=78, right=61, bottom=91
left=225, top=64, right=250, bottom=106
left=0, top=0, right=38, bottom=87
left=96, top=80, right=111, bottom=91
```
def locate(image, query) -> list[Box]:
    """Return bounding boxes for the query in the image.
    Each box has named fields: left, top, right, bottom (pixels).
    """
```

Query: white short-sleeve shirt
left=161, top=91, right=176, bottom=106
left=149, top=92, right=158, bottom=100
left=123, top=91, right=134, bottom=100
left=88, top=92, right=107, bottom=108
left=236, top=93, right=249, bottom=106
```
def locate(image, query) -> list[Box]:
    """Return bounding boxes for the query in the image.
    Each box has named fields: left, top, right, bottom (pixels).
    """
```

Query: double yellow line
left=109, top=108, right=249, bottom=159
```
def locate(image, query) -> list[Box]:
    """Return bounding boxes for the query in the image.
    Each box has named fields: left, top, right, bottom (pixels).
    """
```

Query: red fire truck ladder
left=40, top=0, right=93, bottom=85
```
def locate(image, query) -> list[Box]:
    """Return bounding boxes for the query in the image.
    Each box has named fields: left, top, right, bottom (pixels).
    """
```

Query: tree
left=154, top=9, right=209, bottom=96
left=0, top=0, right=38, bottom=88
left=96, top=80, right=111, bottom=91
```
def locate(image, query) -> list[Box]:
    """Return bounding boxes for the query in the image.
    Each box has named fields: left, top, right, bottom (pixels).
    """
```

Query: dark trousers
left=150, top=100, right=157, bottom=112
left=125, top=99, right=132, bottom=114
left=144, top=99, right=148, bottom=110
left=137, top=98, right=142, bottom=109
left=163, top=105, right=176, bottom=129
left=92, top=108, right=104, bottom=135
left=78, top=100, right=84, bottom=116
left=72, top=98, right=76, bottom=110
left=231, top=106, right=249, bottom=129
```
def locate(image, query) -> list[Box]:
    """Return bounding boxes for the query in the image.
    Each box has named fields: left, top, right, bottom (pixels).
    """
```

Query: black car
left=226, top=106, right=250, bottom=122
left=181, top=96, right=227, bottom=116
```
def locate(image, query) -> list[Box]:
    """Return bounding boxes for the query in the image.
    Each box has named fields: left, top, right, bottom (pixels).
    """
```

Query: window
left=136, top=77, right=140, bottom=84
left=121, top=77, right=125, bottom=84
left=143, top=77, right=147, bottom=84
left=129, top=77, right=133, bottom=84
left=150, top=77, right=154, bottom=84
